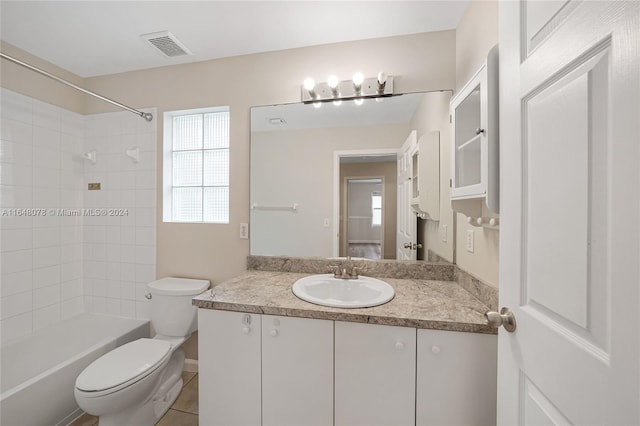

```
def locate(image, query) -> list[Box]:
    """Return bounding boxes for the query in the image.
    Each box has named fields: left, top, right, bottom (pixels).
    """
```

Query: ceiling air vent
left=141, top=31, right=192, bottom=58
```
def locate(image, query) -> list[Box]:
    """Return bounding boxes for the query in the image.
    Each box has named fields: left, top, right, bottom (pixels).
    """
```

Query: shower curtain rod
left=0, top=52, right=153, bottom=122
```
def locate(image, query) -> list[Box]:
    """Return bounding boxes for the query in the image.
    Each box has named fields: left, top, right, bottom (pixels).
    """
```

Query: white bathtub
left=1, top=313, right=150, bottom=426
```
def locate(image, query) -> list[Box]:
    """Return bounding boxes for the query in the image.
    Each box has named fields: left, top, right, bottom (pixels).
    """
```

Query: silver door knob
left=412, top=243, right=422, bottom=250
left=475, top=128, right=485, bottom=135
left=403, top=243, right=412, bottom=249
left=485, top=307, right=516, bottom=332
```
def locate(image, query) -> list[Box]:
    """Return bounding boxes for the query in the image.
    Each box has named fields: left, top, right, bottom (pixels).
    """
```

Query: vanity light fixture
left=301, top=71, right=394, bottom=104
left=303, top=78, right=317, bottom=99
left=352, top=72, right=364, bottom=92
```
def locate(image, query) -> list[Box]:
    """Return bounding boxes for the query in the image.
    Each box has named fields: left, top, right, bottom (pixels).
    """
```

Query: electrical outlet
left=441, top=225, right=447, bottom=242
left=239, top=223, right=249, bottom=239
left=466, top=230, right=474, bottom=253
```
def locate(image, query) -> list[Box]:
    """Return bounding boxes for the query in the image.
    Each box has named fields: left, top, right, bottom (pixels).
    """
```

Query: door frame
left=333, top=149, right=398, bottom=257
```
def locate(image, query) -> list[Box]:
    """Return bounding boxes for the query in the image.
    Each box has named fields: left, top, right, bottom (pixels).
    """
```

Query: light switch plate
left=466, top=229, right=474, bottom=253
left=239, top=223, right=249, bottom=239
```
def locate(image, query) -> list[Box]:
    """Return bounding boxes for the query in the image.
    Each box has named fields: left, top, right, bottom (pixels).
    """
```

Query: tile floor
left=70, top=371, right=198, bottom=426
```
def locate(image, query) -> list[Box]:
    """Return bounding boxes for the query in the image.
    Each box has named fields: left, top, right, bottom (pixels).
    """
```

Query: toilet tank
left=147, top=277, right=210, bottom=337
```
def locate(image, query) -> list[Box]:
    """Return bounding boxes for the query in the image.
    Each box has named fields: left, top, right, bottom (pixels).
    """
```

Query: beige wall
left=454, top=0, right=500, bottom=287
left=1, top=41, right=85, bottom=113
left=80, top=30, right=456, bottom=287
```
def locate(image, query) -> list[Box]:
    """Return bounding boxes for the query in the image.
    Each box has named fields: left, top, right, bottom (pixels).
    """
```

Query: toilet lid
left=76, top=339, right=172, bottom=392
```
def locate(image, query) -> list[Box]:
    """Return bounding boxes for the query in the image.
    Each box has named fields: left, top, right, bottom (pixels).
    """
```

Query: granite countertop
left=193, top=270, right=495, bottom=334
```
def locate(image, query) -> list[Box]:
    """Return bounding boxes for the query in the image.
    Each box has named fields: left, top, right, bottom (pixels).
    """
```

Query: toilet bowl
left=74, top=277, right=209, bottom=426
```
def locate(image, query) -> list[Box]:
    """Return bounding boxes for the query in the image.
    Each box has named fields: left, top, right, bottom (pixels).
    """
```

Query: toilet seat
left=76, top=338, right=172, bottom=397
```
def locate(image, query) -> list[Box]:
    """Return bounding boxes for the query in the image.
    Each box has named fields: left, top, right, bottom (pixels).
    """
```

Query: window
left=163, top=107, right=229, bottom=223
left=371, top=191, right=382, bottom=227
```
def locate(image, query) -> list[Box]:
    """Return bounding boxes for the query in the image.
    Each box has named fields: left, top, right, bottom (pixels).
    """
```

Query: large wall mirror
left=250, top=90, right=453, bottom=262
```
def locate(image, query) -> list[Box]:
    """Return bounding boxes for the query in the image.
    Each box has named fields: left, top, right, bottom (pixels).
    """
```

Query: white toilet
left=74, top=277, right=209, bottom=426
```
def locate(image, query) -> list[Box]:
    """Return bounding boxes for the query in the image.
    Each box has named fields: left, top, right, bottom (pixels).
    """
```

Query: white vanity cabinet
left=198, top=309, right=262, bottom=426
left=198, top=308, right=497, bottom=426
left=335, top=321, right=416, bottom=426
left=198, top=310, right=333, bottom=426
left=261, top=315, right=333, bottom=426
left=416, top=329, right=497, bottom=426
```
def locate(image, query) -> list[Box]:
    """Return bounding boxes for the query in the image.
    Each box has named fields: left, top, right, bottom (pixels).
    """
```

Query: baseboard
left=184, top=358, right=198, bottom=373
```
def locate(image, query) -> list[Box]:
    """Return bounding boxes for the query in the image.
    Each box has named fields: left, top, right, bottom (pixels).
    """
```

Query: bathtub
left=1, top=313, right=150, bottom=426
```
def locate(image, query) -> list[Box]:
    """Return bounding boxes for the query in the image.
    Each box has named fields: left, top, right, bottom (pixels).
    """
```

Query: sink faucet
left=329, top=256, right=360, bottom=279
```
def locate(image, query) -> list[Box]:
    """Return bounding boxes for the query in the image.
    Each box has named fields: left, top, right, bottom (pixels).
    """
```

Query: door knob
left=485, top=307, right=516, bottom=332
left=412, top=243, right=422, bottom=250
left=403, top=243, right=412, bottom=249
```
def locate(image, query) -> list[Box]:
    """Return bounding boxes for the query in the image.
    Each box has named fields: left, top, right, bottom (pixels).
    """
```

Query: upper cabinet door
left=450, top=45, right=499, bottom=212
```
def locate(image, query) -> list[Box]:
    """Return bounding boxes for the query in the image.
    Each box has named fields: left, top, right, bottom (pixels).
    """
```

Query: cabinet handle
left=395, top=342, right=405, bottom=351
left=431, top=346, right=441, bottom=354
left=270, top=329, right=279, bottom=337
left=475, top=128, right=485, bottom=135
left=242, top=326, right=251, bottom=335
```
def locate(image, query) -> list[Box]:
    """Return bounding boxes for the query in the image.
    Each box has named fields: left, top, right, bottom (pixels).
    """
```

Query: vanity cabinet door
left=335, top=321, right=416, bottom=426
left=416, top=329, right=497, bottom=426
left=261, top=315, right=333, bottom=426
left=198, top=309, right=261, bottom=426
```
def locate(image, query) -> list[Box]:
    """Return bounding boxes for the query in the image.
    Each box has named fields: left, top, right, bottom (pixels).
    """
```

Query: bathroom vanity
left=193, top=258, right=497, bottom=426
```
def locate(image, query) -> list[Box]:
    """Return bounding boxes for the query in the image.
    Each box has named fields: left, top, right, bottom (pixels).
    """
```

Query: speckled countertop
left=193, top=270, right=495, bottom=334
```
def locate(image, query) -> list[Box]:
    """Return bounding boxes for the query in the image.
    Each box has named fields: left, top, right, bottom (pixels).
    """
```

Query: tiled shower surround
left=0, top=88, right=156, bottom=342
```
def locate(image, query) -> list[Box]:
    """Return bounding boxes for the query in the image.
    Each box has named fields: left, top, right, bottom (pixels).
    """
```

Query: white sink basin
left=292, top=274, right=394, bottom=308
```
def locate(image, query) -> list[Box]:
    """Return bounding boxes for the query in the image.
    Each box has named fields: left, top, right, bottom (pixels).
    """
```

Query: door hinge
left=449, top=114, right=452, bottom=123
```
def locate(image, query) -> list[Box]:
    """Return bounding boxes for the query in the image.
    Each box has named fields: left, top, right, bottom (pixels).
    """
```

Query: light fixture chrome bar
left=301, top=75, right=394, bottom=103
left=0, top=52, right=153, bottom=122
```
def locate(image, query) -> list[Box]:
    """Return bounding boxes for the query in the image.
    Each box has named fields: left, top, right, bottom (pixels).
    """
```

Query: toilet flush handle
left=145, top=293, right=152, bottom=300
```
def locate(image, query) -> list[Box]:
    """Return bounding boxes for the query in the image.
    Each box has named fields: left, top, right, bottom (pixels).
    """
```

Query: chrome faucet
left=329, top=256, right=360, bottom=279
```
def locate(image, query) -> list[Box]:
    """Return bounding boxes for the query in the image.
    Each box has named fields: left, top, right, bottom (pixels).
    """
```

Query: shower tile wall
left=0, top=88, right=157, bottom=342
left=82, top=109, right=157, bottom=319
left=1, top=88, right=84, bottom=342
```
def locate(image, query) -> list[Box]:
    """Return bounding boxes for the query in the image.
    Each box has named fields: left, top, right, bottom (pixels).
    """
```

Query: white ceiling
left=0, top=1, right=468, bottom=78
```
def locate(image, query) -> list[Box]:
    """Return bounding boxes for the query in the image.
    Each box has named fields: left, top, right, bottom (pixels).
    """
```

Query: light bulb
left=327, top=75, right=339, bottom=89
left=352, top=72, right=364, bottom=89
left=377, top=72, right=387, bottom=85
left=303, top=78, right=315, bottom=92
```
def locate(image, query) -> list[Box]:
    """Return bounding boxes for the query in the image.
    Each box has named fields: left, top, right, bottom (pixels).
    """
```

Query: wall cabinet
left=450, top=45, right=499, bottom=224
left=199, top=309, right=497, bottom=425
left=335, top=321, right=416, bottom=426
left=411, top=131, right=440, bottom=221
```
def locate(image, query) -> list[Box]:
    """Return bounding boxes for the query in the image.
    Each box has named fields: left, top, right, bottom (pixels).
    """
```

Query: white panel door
left=261, top=315, right=333, bottom=426
left=198, top=309, right=261, bottom=426
left=499, top=1, right=639, bottom=424
left=397, top=130, right=417, bottom=260
left=335, top=321, right=416, bottom=426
